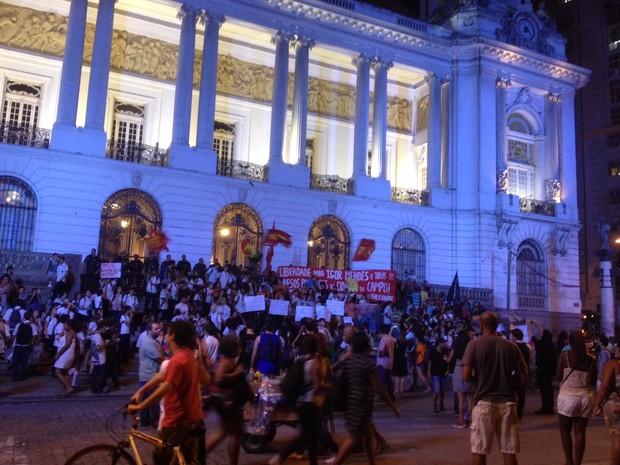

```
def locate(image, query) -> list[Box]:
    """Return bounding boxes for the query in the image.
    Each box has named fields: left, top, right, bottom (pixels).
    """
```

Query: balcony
left=106, top=140, right=169, bottom=167
left=518, top=295, right=546, bottom=310
left=310, top=174, right=354, bottom=195
left=0, top=122, right=50, bottom=149
left=391, top=187, right=430, bottom=206
left=519, top=198, right=556, bottom=216
left=218, top=161, right=268, bottom=183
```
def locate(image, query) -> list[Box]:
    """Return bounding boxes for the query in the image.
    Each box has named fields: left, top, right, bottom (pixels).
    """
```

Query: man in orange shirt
left=129, top=321, right=211, bottom=465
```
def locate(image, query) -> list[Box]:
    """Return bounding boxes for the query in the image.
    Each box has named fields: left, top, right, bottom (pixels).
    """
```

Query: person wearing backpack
left=11, top=312, right=37, bottom=381
left=270, top=334, right=323, bottom=465
left=251, top=318, right=282, bottom=377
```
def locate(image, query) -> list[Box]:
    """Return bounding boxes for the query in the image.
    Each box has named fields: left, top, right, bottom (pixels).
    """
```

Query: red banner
left=278, top=266, right=397, bottom=303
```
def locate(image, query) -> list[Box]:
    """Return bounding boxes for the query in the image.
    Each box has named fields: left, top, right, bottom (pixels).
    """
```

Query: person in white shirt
left=119, top=306, right=133, bottom=364
left=122, top=288, right=139, bottom=311
left=77, top=290, right=93, bottom=322
left=144, top=270, right=161, bottom=315
left=174, top=295, right=190, bottom=320
left=53, top=256, right=69, bottom=299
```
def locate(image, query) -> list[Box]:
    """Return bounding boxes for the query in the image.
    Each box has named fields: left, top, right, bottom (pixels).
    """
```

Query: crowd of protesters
left=2, top=251, right=620, bottom=465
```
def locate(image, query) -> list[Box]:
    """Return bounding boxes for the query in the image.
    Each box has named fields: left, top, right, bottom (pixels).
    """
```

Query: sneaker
left=325, top=457, right=336, bottom=464
left=452, top=423, right=467, bottom=429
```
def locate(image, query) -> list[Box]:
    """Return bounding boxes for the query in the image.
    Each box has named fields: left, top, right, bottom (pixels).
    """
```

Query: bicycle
left=64, top=407, right=186, bottom=465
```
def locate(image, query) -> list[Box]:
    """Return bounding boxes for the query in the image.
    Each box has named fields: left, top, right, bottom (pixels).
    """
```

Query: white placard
left=269, top=299, right=290, bottom=316
left=326, top=299, right=345, bottom=316
left=315, top=305, right=330, bottom=321
left=244, top=295, right=265, bottom=312
left=343, top=316, right=353, bottom=324
left=295, top=305, right=315, bottom=321
left=100, top=262, right=122, bottom=279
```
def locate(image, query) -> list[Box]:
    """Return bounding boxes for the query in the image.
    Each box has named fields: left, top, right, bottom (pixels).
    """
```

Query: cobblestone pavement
left=0, top=360, right=613, bottom=465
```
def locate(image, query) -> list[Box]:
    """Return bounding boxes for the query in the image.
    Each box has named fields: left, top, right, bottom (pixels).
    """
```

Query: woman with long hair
left=533, top=328, right=556, bottom=414
left=53, top=318, right=78, bottom=395
left=555, top=331, right=597, bottom=465
left=447, top=328, right=474, bottom=428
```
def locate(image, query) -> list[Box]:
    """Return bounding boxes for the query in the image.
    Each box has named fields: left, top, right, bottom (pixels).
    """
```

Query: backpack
left=258, top=334, right=279, bottom=363
left=15, top=322, right=33, bottom=345
left=8, top=309, right=22, bottom=330
left=280, top=358, right=308, bottom=407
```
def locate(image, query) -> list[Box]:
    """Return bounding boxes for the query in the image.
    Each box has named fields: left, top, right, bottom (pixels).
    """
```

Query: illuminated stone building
left=0, top=0, right=589, bottom=329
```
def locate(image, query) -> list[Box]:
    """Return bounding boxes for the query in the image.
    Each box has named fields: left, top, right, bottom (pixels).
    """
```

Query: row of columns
left=50, top=1, right=407, bottom=189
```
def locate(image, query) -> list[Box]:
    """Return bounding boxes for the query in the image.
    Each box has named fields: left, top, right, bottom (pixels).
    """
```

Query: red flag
left=264, top=227, right=292, bottom=248
left=353, top=239, right=375, bottom=261
left=240, top=238, right=254, bottom=256
left=145, top=229, right=169, bottom=253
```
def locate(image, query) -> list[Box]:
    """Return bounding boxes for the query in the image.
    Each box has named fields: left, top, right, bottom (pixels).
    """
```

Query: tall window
left=305, top=138, right=315, bottom=172
left=0, top=176, right=37, bottom=251
left=308, top=216, right=350, bottom=270
left=99, top=189, right=162, bottom=261
left=2, top=80, right=41, bottom=129
left=507, top=113, right=537, bottom=198
left=212, top=203, right=262, bottom=268
left=391, top=228, right=425, bottom=281
left=516, top=239, right=546, bottom=309
left=213, top=121, right=235, bottom=176
left=110, top=101, right=145, bottom=161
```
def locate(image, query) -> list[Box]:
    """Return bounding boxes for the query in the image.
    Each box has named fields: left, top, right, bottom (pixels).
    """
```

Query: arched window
left=0, top=176, right=37, bottom=250
left=516, top=239, right=546, bottom=309
left=507, top=113, right=538, bottom=198
left=99, top=189, right=162, bottom=261
left=308, top=216, right=350, bottom=270
left=391, top=228, right=426, bottom=281
left=212, top=203, right=262, bottom=268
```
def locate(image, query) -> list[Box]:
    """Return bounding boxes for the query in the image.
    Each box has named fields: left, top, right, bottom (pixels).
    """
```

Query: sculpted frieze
left=0, top=3, right=411, bottom=132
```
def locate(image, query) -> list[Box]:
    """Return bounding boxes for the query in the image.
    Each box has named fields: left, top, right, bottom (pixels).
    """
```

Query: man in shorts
left=462, top=312, right=528, bottom=465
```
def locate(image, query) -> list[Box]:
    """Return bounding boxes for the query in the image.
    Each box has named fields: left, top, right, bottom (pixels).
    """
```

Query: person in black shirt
left=428, top=337, right=449, bottom=414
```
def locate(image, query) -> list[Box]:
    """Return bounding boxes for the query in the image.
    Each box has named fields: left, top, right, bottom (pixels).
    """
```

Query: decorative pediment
left=496, top=7, right=564, bottom=59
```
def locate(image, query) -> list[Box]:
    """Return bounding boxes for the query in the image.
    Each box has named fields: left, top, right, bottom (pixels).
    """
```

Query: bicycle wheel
left=64, top=444, right=136, bottom=465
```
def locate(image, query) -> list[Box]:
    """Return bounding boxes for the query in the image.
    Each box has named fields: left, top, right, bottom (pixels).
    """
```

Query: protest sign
left=100, top=262, right=122, bottom=279
left=269, top=299, right=289, bottom=316
left=244, top=295, right=265, bottom=312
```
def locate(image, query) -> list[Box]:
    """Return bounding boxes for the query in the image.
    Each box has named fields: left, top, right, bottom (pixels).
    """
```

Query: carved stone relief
left=0, top=3, right=412, bottom=133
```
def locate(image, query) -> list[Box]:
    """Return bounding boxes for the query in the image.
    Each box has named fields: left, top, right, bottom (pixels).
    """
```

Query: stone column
left=352, top=54, right=371, bottom=178
left=54, top=0, right=88, bottom=128
left=371, top=57, right=392, bottom=179
left=496, top=77, right=511, bottom=193
left=268, top=31, right=292, bottom=167
left=84, top=0, right=116, bottom=133
left=426, top=74, right=442, bottom=190
left=440, top=76, right=451, bottom=189
left=287, top=35, right=314, bottom=165
left=196, top=12, right=225, bottom=151
left=170, top=5, right=198, bottom=149
left=545, top=91, right=562, bottom=202
left=598, top=250, right=615, bottom=336
left=51, top=0, right=88, bottom=152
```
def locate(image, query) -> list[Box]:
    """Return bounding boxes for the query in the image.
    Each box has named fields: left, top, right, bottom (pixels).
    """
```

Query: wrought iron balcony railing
left=519, top=198, right=556, bottom=217
left=217, top=161, right=268, bottom=182
left=106, top=140, right=169, bottom=167
left=391, top=187, right=430, bottom=206
left=0, top=122, right=50, bottom=148
left=310, top=174, right=354, bottom=195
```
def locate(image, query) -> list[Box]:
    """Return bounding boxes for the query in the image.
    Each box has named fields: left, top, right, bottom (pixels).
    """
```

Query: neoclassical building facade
left=0, top=0, right=589, bottom=329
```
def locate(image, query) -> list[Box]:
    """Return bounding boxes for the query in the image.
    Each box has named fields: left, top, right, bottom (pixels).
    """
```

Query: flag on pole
left=145, top=229, right=169, bottom=254
left=352, top=239, right=376, bottom=261
left=264, top=222, right=293, bottom=248
left=446, top=272, right=461, bottom=306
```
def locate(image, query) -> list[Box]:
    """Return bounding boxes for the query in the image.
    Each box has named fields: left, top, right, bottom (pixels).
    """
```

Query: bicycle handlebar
left=123, top=404, right=140, bottom=428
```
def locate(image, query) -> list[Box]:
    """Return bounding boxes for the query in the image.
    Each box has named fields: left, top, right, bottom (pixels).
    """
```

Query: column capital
left=199, top=10, right=225, bottom=27
left=424, top=73, right=450, bottom=85
left=352, top=53, right=372, bottom=68
left=496, top=169, right=509, bottom=193
left=271, top=30, right=294, bottom=46
left=289, top=35, right=315, bottom=51
left=177, top=4, right=201, bottom=20
left=546, top=91, right=562, bottom=103
left=496, top=77, right=512, bottom=90
left=371, top=57, right=393, bottom=71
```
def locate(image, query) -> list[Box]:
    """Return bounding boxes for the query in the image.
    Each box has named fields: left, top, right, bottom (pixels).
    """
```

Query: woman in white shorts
left=555, top=331, right=597, bottom=465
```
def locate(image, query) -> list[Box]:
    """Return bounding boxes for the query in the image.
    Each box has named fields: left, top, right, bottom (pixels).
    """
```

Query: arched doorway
left=391, top=228, right=425, bottom=281
left=308, top=215, right=350, bottom=270
left=0, top=176, right=37, bottom=250
left=99, top=189, right=162, bottom=261
left=212, top=203, right=263, bottom=268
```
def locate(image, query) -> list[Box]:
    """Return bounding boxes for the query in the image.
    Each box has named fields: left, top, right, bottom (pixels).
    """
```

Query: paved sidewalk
left=0, top=359, right=613, bottom=465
